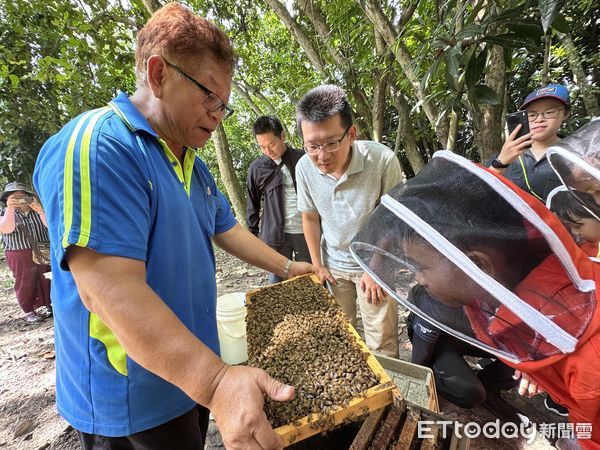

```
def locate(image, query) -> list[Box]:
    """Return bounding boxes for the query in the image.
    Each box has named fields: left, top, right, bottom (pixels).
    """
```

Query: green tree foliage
left=0, top=0, right=597, bottom=195
left=0, top=0, right=144, bottom=182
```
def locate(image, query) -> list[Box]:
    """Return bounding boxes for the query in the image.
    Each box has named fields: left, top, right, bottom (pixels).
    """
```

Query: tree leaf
left=465, top=48, right=487, bottom=90
left=9, top=74, right=20, bottom=87
left=455, top=24, right=484, bottom=40
left=551, top=14, right=570, bottom=33
left=483, top=33, right=538, bottom=49
left=539, top=0, right=565, bottom=34
left=505, top=21, right=544, bottom=41
left=420, top=56, right=442, bottom=92
left=444, top=47, right=461, bottom=79
left=472, top=84, right=500, bottom=105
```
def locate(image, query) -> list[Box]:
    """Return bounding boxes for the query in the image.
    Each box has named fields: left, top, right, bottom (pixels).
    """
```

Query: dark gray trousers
left=77, top=405, right=209, bottom=450
left=268, top=232, right=311, bottom=284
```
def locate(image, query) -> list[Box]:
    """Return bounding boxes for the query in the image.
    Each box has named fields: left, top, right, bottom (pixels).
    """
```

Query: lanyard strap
left=518, top=156, right=544, bottom=201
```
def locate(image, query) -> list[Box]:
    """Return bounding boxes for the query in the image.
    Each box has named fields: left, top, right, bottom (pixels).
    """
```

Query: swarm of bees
left=247, top=277, right=380, bottom=428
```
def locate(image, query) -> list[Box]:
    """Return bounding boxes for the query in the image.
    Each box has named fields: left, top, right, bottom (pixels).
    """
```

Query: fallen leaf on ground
left=13, top=419, right=36, bottom=438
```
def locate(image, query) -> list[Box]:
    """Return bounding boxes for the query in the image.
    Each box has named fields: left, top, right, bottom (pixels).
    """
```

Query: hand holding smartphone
left=506, top=110, right=531, bottom=143
left=493, top=111, right=534, bottom=169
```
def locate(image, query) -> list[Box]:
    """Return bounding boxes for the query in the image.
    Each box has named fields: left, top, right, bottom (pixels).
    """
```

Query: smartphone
left=506, top=110, right=531, bottom=141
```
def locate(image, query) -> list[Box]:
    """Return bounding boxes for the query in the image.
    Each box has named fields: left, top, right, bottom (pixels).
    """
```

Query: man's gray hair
left=296, top=85, right=353, bottom=137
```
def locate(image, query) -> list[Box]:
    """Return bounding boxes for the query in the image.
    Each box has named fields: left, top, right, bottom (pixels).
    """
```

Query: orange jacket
left=470, top=167, right=600, bottom=447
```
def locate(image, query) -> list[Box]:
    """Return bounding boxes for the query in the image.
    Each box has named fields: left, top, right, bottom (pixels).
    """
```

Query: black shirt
left=493, top=150, right=562, bottom=202
left=246, top=146, right=304, bottom=246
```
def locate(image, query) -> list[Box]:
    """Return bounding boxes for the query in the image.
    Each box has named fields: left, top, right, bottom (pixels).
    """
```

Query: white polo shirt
left=274, top=158, right=303, bottom=234
left=296, top=140, right=403, bottom=272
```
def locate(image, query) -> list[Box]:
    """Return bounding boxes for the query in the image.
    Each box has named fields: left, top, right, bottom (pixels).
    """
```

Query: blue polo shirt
left=33, top=92, right=237, bottom=436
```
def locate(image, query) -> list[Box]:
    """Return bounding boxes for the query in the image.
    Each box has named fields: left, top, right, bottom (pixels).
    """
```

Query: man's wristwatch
left=491, top=158, right=510, bottom=169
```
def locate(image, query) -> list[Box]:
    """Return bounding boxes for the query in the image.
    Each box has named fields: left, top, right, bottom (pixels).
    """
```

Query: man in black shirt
left=246, top=116, right=311, bottom=283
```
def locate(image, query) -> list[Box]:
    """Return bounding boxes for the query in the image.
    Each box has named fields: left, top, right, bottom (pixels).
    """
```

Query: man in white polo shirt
left=295, top=84, right=401, bottom=357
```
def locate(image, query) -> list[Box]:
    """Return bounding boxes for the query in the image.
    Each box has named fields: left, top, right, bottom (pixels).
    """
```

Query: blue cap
left=521, top=84, right=570, bottom=110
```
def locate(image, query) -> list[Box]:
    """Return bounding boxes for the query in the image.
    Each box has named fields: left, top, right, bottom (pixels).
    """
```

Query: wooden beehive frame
left=246, top=274, right=397, bottom=447
left=351, top=392, right=471, bottom=450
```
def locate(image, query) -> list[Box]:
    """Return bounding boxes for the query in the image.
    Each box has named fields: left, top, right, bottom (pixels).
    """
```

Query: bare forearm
left=0, top=210, right=16, bottom=234
left=302, top=213, right=323, bottom=267
left=69, top=249, right=226, bottom=406
left=213, top=223, right=289, bottom=278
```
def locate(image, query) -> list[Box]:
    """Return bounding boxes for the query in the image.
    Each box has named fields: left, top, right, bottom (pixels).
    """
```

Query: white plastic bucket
left=216, top=293, right=248, bottom=365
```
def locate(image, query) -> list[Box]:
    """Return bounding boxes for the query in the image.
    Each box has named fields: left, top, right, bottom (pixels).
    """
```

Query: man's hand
left=208, top=365, right=294, bottom=450
left=360, top=272, right=386, bottom=305
left=287, top=261, right=317, bottom=279
left=315, top=265, right=336, bottom=285
left=513, top=370, right=544, bottom=397
left=29, top=198, right=44, bottom=215
left=5, top=197, right=20, bottom=211
left=494, top=125, right=533, bottom=168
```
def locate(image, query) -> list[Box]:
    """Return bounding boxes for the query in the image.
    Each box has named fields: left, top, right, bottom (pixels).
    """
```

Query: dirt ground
left=0, top=249, right=565, bottom=449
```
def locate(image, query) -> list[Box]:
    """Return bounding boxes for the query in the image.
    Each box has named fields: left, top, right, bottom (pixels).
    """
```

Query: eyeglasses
left=304, top=126, right=351, bottom=155
left=527, top=108, right=564, bottom=121
left=165, top=61, right=234, bottom=119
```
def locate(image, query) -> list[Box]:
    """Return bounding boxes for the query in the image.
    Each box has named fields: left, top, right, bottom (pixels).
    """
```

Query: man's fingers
left=516, top=140, right=534, bottom=150
left=252, top=420, right=284, bottom=450
left=327, top=273, right=337, bottom=285
left=366, top=285, right=374, bottom=303
left=528, top=382, right=538, bottom=396
left=514, top=132, right=532, bottom=143
left=258, top=371, right=294, bottom=402
left=513, top=370, right=521, bottom=380
left=508, top=124, right=522, bottom=138
left=359, top=278, right=367, bottom=292
left=224, top=435, right=266, bottom=450
left=518, top=379, right=529, bottom=396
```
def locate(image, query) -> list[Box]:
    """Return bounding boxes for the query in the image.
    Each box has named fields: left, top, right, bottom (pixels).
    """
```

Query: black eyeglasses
left=165, top=61, right=234, bottom=119
left=304, top=126, right=351, bottom=155
left=526, top=108, right=564, bottom=121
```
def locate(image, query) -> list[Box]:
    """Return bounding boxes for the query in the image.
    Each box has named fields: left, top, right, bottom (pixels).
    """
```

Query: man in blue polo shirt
left=33, top=4, right=314, bottom=449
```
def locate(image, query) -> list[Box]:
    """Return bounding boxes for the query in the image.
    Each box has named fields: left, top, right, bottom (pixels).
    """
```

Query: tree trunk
left=558, top=33, right=600, bottom=117
left=474, top=44, right=505, bottom=163
left=296, top=0, right=373, bottom=137
left=541, top=34, right=551, bottom=86
left=371, top=80, right=386, bottom=143
left=392, top=90, right=425, bottom=174
left=231, top=81, right=263, bottom=117
left=244, top=84, right=292, bottom=137
left=446, top=111, right=459, bottom=151
left=140, top=0, right=161, bottom=15
left=263, top=0, right=327, bottom=76
left=358, top=0, right=448, bottom=146
left=371, top=31, right=389, bottom=143
left=446, top=1, right=463, bottom=152
left=212, top=124, right=246, bottom=223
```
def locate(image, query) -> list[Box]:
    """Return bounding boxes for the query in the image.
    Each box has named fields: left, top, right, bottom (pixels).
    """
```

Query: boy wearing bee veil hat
left=352, top=151, right=600, bottom=448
